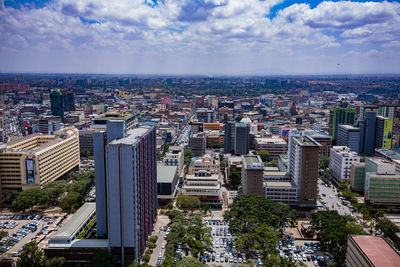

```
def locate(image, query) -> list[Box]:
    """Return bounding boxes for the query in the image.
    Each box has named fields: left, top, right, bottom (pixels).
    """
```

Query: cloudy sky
left=1, top=0, right=400, bottom=75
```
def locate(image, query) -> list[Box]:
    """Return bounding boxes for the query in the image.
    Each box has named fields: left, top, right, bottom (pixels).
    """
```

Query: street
left=317, top=180, right=351, bottom=216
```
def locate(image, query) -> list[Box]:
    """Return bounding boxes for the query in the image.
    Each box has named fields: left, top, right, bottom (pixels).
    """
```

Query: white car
left=162, top=243, right=165, bottom=249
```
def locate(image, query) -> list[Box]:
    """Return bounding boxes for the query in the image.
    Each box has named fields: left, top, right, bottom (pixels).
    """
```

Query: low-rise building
left=254, top=137, right=288, bottom=159
left=182, top=171, right=222, bottom=207
left=346, top=235, right=400, bottom=267
left=163, top=146, right=184, bottom=176
left=189, top=132, right=206, bottom=156
left=188, top=153, right=220, bottom=175
left=329, top=146, right=360, bottom=184
left=264, top=181, right=297, bottom=205
left=157, top=164, right=178, bottom=202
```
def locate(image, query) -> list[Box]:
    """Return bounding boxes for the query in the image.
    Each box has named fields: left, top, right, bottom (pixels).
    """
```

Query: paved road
left=317, top=180, right=351, bottom=216
left=148, top=214, right=170, bottom=266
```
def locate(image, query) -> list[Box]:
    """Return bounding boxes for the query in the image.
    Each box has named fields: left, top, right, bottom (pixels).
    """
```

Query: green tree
left=311, top=210, right=366, bottom=266
left=0, top=230, right=8, bottom=239
left=48, top=257, right=65, bottom=267
left=142, top=253, right=151, bottom=264
left=17, top=241, right=46, bottom=267
left=80, top=149, right=91, bottom=158
left=265, top=159, right=278, bottom=167
left=163, top=143, right=170, bottom=154
left=12, top=188, right=49, bottom=211
left=228, top=168, right=241, bottom=188
left=184, top=149, right=194, bottom=167
left=168, top=209, right=184, bottom=223
left=165, top=202, right=173, bottom=210
left=220, top=160, right=227, bottom=170
left=376, top=219, right=399, bottom=240
left=146, top=241, right=155, bottom=250
left=319, top=156, right=331, bottom=170
left=176, top=195, right=200, bottom=211
left=176, top=257, right=206, bottom=267
left=93, top=251, right=115, bottom=267
left=59, top=192, right=83, bottom=212
left=262, top=254, right=297, bottom=267
left=149, top=235, right=158, bottom=243
left=44, top=180, right=68, bottom=205
left=321, top=169, right=332, bottom=184
left=256, top=150, right=270, bottom=162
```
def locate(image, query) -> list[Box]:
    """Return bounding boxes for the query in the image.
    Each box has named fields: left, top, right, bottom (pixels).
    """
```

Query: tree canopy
left=228, top=168, right=241, bottom=188
left=319, top=156, right=331, bottom=170
left=17, top=241, right=46, bottom=267
left=256, top=150, right=270, bottom=162
left=176, top=195, right=200, bottom=211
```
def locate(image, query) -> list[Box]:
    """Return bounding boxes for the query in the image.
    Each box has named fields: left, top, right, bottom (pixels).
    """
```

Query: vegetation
left=0, top=230, right=8, bottom=239
left=77, top=216, right=96, bottom=239
left=311, top=210, right=366, bottom=266
left=224, top=194, right=296, bottom=261
left=176, top=257, right=207, bottom=267
left=376, top=218, right=400, bottom=250
left=80, top=149, right=91, bottom=158
left=228, top=168, right=241, bottom=188
left=256, top=150, right=270, bottom=162
left=164, top=211, right=212, bottom=260
left=176, top=195, right=200, bottom=211
left=17, top=241, right=46, bottom=267
left=320, top=169, right=332, bottom=184
left=12, top=188, right=49, bottom=211
left=48, top=257, right=66, bottom=267
left=319, top=156, right=331, bottom=170
left=209, top=141, right=222, bottom=149
left=142, top=252, right=151, bottom=264
left=59, top=192, right=83, bottom=213
left=265, top=159, right=278, bottom=167
left=183, top=149, right=194, bottom=167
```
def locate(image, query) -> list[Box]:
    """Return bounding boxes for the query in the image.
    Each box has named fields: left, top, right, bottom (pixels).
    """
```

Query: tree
left=48, top=257, right=65, bottom=267
left=311, top=210, right=366, bottom=266
left=149, top=235, right=158, bottom=243
left=142, top=253, right=151, bottom=264
left=59, top=192, right=83, bottom=212
left=184, top=149, right=194, bottom=167
left=12, top=188, right=49, bottom=211
left=228, top=168, right=241, bottom=188
left=262, top=254, right=297, bottom=267
left=220, top=160, right=227, bottom=170
left=256, top=150, right=270, bottom=162
left=176, top=257, right=206, bottom=267
left=80, top=149, right=91, bottom=158
left=265, top=159, right=278, bottom=167
left=321, top=170, right=332, bottom=184
left=146, top=241, right=155, bottom=250
left=176, top=195, right=200, bottom=211
left=17, top=241, right=46, bottom=267
left=163, top=143, right=170, bottom=154
left=44, top=180, right=68, bottom=205
left=165, top=202, right=173, bottom=210
left=93, top=251, right=115, bottom=267
left=0, top=230, right=8, bottom=239
left=168, top=209, right=184, bottom=223
left=319, top=156, right=331, bottom=170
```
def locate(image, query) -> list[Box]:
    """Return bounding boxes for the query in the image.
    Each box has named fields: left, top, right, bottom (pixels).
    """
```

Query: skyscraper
left=234, top=122, right=250, bottom=155
left=288, top=133, right=320, bottom=206
left=359, top=112, right=377, bottom=155
left=50, top=90, right=64, bottom=122
left=224, top=121, right=234, bottom=154
left=329, top=108, right=356, bottom=143
left=337, top=124, right=360, bottom=153
left=375, top=116, right=393, bottom=149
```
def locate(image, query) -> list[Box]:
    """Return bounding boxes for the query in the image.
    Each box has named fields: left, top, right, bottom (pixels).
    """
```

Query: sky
left=0, top=0, right=400, bottom=75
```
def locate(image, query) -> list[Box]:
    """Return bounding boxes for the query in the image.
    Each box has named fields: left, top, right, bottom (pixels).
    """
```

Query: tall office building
left=375, top=116, right=393, bottom=149
left=63, top=91, right=75, bottom=112
left=337, top=124, right=360, bottom=153
left=50, top=90, right=64, bottom=122
left=235, top=122, right=250, bottom=155
left=241, top=155, right=264, bottom=195
left=329, top=108, right=356, bottom=143
left=224, top=121, right=234, bottom=154
left=105, top=124, right=157, bottom=262
left=359, top=112, right=377, bottom=155
left=329, top=146, right=360, bottom=184
left=378, top=104, right=399, bottom=119
left=288, top=133, right=320, bottom=206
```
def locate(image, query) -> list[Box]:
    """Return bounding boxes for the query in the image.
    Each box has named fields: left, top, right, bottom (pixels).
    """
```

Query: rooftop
left=94, top=110, right=134, bottom=121
left=51, top=203, right=96, bottom=241
left=243, top=155, right=263, bottom=169
left=350, top=235, right=400, bottom=267
left=255, top=137, right=287, bottom=145
left=339, top=124, right=359, bottom=130
left=157, top=165, right=177, bottom=183
left=109, top=126, right=152, bottom=145
left=293, top=136, right=320, bottom=147
left=376, top=148, right=400, bottom=160
left=265, top=181, right=296, bottom=188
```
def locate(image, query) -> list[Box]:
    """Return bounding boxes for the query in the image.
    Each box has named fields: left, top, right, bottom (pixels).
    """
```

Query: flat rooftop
left=265, top=181, right=295, bottom=188
left=243, top=155, right=263, bottom=169
left=51, top=203, right=96, bottom=241
left=255, top=137, right=287, bottom=145
left=263, top=171, right=287, bottom=176
left=339, top=124, right=359, bottom=130
left=109, top=126, right=152, bottom=145
left=350, top=235, right=400, bottom=267
left=376, top=148, right=400, bottom=160
left=157, top=165, right=177, bottom=183
left=294, top=136, right=320, bottom=147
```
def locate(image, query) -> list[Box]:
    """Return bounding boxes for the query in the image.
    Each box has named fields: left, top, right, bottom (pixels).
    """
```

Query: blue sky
left=1, top=0, right=400, bottom=75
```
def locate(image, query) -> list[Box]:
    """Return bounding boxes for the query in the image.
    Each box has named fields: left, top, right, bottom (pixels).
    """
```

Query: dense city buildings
left=375, top=116, right=393, bottom=149
left=0, top=128, right=79, bottom=195
left=359, top=112, right=377, bottom=155
left=189, top=132, right=206, bottom=156
left=329, top=108, right=356, bottom=144
left=254, top=137, right=288, bottom=158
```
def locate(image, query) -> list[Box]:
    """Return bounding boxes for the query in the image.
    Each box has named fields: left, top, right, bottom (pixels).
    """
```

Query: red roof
left=352, top=235, right=400, bottom=267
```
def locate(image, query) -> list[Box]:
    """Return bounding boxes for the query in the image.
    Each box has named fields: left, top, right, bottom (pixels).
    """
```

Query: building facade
left=359, top=112, right=377, bottom=155
left=350, top=162, right=366, bottom=192
left=337, top=124, right=360, bottom=153
left=235, top=122, right=250, bottom=155
left=254, top=137, right=288, bottom=158
left=329, top=146, right=360, bottom=184
left=182, top=171, right=222, bottom=207
left=264, top=181, right=297, bottom=205
left=375, top=116, right=393, bottom=149
left=329, top=108, right=356, bottom=143
left=241, top=155, right=264, bottom=195
left=189, top=132, right=206, bottom=156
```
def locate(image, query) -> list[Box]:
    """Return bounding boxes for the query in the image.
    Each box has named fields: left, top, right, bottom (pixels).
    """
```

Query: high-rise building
left=235, top=122, right=250, bottom=155
left=375, top=116, right=393, bottom=149
left=337, top=124, right=360, bottom=153
left=359, top=112, right=377, bottom=155
left=0, top=129, right=80, bottom=195
left=288, top=133, right=320, bottom=206
left=63, top=91, right=75, bottom=112
left=307, top=132, right=332, bottom=157
left=378, top=104, right=399, bottom=119
left=350, top=162, right=366, bottom=192
left=329, top=146, right=360, bottom=184
left=224, top=121, right=234, bottom=154
left=50, top=90, right=64, bottom=122
left=189, top=132, right=206, bottom=156
left=105, top=124, right=157, bottom=262
left=329, top=108, right=356, bottom=143
left=360, top=105, right=379, bottom=120
left=241, top=155, right=264, bottom=195
left=38, top=117, right=61, bottom=135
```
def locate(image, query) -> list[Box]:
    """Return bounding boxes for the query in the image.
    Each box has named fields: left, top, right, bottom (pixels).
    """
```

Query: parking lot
left=0, top=214, right=61, bottom=257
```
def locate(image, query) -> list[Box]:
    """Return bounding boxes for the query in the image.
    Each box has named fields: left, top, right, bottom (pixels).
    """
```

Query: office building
left=264, top=181, right=297, bottom=205
left=0, top=128, right=80, bottom=195
left=329, top=108, right=356, bottom=143
left=79, top=129, right=95, bottom=155
left=182, top=171, right=222, bottom=207
left=288, top=133, right=320, bottom=206
left=163, top=146, right=184, bottom=176
left=375, top=116, right=393, bottom=149
left=50, top=90, right=65, bottom=122
left=63, top=91, right=75, bottom=112
left=105, top=124, right=157, bottom=262
left=241, top=155, right=264, bottom=195
left=188, top=153, right=220, bottom=175
left=93, top=110, right=136, bottom=131
left=38, top=117, right=61, bottom=135
left=235, top=122, right=250, bottom=155
left=359, top=112, right=377, bottom=155
left=346, top=235, right=400, bottom=267
left=379, top=104, right=399, bottom=119
left=254, top=137, right=288, bottom=159
left=365, top=157, right=395, bottom=175
left=361, top=105, right=379, bottom=120
left=375, top=148, right=400, bottom=174
left=157, top=164, right=178, bottom=202
left=337, top=124, right=360, bottom=153
left=224, top=121, right=234, bottom=154
left=350, top=162, right=366, bottom=192
left=189, top=132, right=206, bottom=156
left=189, top=120, right=204, bottom=134
left=329, top=146, right=360, bottom=184
left=307, top=132, right=332, bottom=157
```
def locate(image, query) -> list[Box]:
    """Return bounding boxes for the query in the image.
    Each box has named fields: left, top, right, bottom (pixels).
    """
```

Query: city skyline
left=1, top=0, right=400, bottom=75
